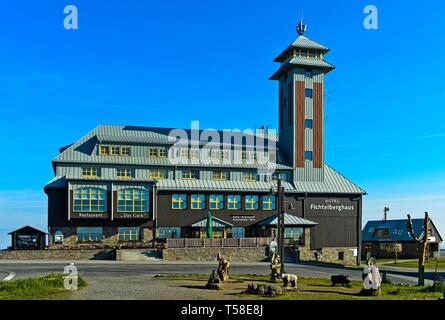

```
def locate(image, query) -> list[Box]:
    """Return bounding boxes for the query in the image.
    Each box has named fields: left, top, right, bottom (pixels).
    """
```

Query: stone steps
left=116, top=249, right=162, bottom=261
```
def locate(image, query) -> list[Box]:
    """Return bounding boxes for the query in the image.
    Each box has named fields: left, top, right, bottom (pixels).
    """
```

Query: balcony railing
left=165, top=237, right=297, bottom=248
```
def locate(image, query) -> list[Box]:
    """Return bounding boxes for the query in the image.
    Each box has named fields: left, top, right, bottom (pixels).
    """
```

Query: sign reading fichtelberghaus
left=305, top=198, right=357, bottom=216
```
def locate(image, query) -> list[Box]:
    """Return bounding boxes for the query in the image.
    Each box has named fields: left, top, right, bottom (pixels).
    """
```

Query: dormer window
left=99, top=146, right=109, bottom=156
left=148, top=147, right=167, bottom=158
left=81, top=167, right=98, bottom=177
left=111, top=147, right=120, bottom=156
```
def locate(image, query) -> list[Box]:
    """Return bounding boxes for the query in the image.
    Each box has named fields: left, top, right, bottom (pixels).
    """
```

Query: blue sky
left=0, top=0, right=444, bottom=249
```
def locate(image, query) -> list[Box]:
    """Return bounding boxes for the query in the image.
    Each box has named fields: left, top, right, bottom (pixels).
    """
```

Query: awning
left=190, top=217, right=234, bottom=228
left=256, top=213, right=318, bottom=227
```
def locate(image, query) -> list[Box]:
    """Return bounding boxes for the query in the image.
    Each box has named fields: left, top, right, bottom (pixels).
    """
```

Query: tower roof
left=273, top=35, right=330, bottom=63
left=270, top=21, right=335, bottom=80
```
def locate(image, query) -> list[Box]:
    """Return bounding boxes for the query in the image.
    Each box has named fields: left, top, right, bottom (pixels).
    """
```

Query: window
left=262, top=195, right=276, bottom=210
left=242, top=151, right=257, bottom=163
left=99, top=146, right=109, bottom=156
left=305, top=88, right=313, bottom=98
left=243, top=172, right=257, bottom=182
left=189, top=148, right=199, bottom=159
left=179, top=148, right=189, bottom=159
left=111, top=146, right=120, bottom=156
left=190, top=194, right=205, bottom=210
left=227, top=195, right=241, bottom=210
left=245, top=195, right=259, bottom=210
left=149, top=168, right=166, bottom=179
left=284, top=227, right=303, bottom=239
left=172, top=194, right=187, bottom=209
left=209, top=195, right=224, bottom=210
left=158, top=147, right=167, bottom=158
left=81, top=167, right=98, bottom=177
left=212, top=171, right=227, bottom=181
left=120, top=147, right=130, bottom=156
left=117, top=168, right=133, bottom=178
left=375, top=228, right=389, bottom=237
left=118, top=227, right=141, bottom=241
left=180, top=169, right=199, bottom=180
left=305, top=119, right=313, bottom=129
left=148, top=147, right=158, bottom=157
left=77, top=227, right=103, bottom=242
left=338, top=252, right=344, bottom=261
left=305, top=151, right=313, bottom=161
left=157, top=227, right=181, bottom=239
left=148, top=147, right=167, bottom=158
left=271, top=172, right=288, bottom=182
left=73, top=188, right=106, bottom=212
left=304, top=69, right=313, bottom=78
left=231, top=227, right=245, bottom=239
left=117, top=189, right=149, bottom=212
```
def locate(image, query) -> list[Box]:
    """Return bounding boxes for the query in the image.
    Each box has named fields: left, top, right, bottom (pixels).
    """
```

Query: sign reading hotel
left=306, top=198, right=356, bottom=215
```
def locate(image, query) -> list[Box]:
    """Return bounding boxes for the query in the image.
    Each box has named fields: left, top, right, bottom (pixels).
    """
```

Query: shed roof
left=362, top=219, right=443, bottom=242
left=8, top=225, right=47, bottom=235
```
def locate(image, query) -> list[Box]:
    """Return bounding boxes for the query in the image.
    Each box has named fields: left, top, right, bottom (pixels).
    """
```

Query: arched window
left=73, top=188, right=106, bottom=212
left=117, top=188, right=149, bottom=212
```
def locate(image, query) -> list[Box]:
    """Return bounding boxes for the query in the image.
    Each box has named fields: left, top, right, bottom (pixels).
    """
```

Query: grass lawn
left=0, top=273, right=87, bottom=300
left=156, top=274, right=443, bottom=300
left=377, top=258, right=445, bottom=269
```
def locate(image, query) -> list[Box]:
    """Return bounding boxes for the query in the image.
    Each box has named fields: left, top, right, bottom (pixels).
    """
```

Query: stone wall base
left=0, top=249, right=116, bottom=260
left=162, top=247, right=269, bottom=262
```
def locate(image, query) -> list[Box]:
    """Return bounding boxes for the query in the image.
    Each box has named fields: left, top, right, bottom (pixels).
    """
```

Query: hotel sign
left=306, top=198, right=357, bottom=215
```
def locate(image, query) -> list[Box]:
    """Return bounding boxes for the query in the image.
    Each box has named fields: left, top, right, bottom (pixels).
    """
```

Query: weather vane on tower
left=296, top=11, right=307, bottom=36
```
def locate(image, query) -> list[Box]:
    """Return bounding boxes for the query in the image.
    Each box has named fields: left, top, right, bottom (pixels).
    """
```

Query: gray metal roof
left=290, top=165, right=366, bottom=195
left=53, top=125, right=291, bottom=170
left=257, top=213, right=318, bottom=226
left=273, top=35, right=330, bottom=62
left=291, top=36, right=329, bottom=51
left=156, top=179, right=295, bottom=192
left=44, top=164, right=365, bottom=195
left=270, top=57, right=335, bottom=80
left=191, top=217, right=233, bottom=228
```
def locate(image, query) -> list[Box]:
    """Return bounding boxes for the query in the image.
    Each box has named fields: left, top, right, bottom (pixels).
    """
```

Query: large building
left=44, top=21, right=366, bottom=264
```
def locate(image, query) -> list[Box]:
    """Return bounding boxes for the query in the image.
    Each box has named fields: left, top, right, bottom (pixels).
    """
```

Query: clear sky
left=0, top=0, right=444, bottom=249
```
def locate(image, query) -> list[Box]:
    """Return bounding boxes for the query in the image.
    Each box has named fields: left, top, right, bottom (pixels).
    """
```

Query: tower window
left=305, top=151, right=313, bottom=161
left=305, top=88, right=313, bottom=98
left=305, top=119, right=313, bottom=129
left=304, top=69, right=313, bottom=78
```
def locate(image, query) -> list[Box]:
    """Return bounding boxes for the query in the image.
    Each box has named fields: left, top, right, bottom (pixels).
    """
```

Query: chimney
left=383, top=207, right=389, bottom=221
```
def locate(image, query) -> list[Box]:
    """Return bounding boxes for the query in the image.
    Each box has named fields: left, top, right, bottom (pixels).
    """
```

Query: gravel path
left=70, top=274, right=244, bottom=300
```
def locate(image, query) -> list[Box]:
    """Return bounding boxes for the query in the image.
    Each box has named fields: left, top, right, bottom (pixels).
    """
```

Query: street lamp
left=271, top=179, right=285, bottom=274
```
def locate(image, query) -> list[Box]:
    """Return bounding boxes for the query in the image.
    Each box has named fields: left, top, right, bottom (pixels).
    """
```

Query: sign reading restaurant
left=71, top=212, right=108, bottom=219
